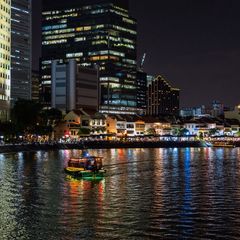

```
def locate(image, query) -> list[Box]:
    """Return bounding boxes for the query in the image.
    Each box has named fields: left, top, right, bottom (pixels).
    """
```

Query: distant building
left=142, top=116, right=171, bottom=136
left=41, top=0, right=138, bottom=115
left=211, top=100, right=224, bottom=117
left=51, top=60, right=99, bottom=113
left=180, top=106, right=206, bottom=117
left=183, top=119, right=217, bottom=136
left=31, top=71, right=40, bottom=102
left=0, top=0, right=11, bottom=121
left=136, top=70, right=147, bottom=115
left=11, top=0, right=32, bottom=101
left=147, top=75, right=180, bottom=117
left=224, top=105, right=240, bottom=121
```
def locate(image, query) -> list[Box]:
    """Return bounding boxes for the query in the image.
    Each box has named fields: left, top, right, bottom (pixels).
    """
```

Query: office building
left=0, top=0, right=11, bottom=121
left=11, top=0, right=32, bottom=101
left=51, top=60, right=98, bottom=113
left=41, top=0, right=137, bottom=115
left=136, top=70, right=147, bottom=115
left=147, top=75, right=180, bottom=117
left=32, top=70, right=39, bottom=101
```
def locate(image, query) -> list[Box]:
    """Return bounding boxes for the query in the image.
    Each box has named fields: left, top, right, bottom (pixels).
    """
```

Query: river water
left=0, top=148, right=240, bottom=240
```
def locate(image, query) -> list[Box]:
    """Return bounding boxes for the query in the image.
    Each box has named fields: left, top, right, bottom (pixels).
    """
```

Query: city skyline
left=33, top=0, right=240, bottom=108
left=0, top=1, right=240, bottom=238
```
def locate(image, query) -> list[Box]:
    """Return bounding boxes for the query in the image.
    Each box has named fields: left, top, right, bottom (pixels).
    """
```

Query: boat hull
left=64, top=167, right=106, bottom=180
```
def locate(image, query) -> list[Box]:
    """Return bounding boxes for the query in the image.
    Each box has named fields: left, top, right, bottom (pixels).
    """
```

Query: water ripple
left=0, top=148, right=240, bottom=239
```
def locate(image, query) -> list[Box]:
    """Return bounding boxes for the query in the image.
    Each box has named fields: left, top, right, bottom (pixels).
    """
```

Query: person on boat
left=86, top=159, right=97, bottom=173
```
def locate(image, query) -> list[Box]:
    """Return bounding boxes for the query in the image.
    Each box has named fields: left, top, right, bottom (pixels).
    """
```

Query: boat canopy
left=68, top=157, right=103, bottom=170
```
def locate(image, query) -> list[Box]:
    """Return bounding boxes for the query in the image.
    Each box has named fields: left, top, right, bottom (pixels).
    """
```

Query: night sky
left=32, top=0, right=240, bottom=107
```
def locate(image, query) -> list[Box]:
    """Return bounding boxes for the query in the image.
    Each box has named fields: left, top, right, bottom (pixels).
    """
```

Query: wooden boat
left=64, top=152, right=106, bottom=180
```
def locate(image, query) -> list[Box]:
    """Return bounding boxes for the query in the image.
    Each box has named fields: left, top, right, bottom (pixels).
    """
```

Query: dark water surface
left=0, top=148, right=240, bottom=240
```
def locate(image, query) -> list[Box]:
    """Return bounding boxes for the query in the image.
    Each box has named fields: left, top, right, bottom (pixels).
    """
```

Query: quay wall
left=0, top=141, right=239, bottom=153
left=0, top=141, right=206, bottom=153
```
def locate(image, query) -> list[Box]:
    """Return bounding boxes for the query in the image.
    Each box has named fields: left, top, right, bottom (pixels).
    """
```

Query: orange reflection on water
left=67, top=176, right=104, bottom=192
left=118, top=149, right=124, bottom=156
left=61, top=176, right=106, bottom=233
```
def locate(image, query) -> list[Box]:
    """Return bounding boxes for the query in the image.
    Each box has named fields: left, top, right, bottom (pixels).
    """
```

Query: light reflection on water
left=0, top=148, right=239, bottom=239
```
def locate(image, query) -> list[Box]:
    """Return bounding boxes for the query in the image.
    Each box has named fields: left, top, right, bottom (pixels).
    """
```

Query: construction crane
left=140, top=53, right=146, bottom=70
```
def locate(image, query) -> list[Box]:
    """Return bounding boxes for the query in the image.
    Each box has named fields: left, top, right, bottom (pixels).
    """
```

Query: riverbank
left=0, top=140, right=205, bottom=153
left=0, top=140, right=239, bottom=153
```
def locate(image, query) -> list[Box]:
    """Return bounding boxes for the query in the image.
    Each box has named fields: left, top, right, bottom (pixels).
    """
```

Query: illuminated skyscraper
left=136, top=70, right=147, bottom=115
left=0, top=0, right=11, bottom=121
left=31, top=70, right=39, bottom=101
left=41, top=0, right=137, bottom=115
left=11, top=0, right=32, bottom=101
left=147, top=75, right=180, bottom=117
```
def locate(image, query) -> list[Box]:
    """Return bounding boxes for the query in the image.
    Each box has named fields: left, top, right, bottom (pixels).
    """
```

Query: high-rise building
left=51, top=60, right=99, bottom=113
left=32, top=70, right=39, bottom=101
left=41, top=0, right=137, bottom=115
left=0, top=0, right=11, bottom=121
left=11, top=0, right=32, bottom=102
left=147, top=75, right=180, bottom=117
left=136, top=70, right=147, bottom=115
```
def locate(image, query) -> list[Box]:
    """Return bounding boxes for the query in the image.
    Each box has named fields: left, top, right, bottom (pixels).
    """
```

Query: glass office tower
left=41, top=0, right=137, bottom=115
left=0, top=0, right=11, bottom=121
left=11, top=0, right=32, bottom=102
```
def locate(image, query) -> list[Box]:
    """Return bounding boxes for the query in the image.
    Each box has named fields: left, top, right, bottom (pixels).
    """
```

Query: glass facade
left=136, top=70, right=147, bottom=115
left=41, top=0, right=137, bottom=115
left=0, top=0, right=11, bottom=121
left=31, top=70, right=39, bottom=101
left=11, top=0, right=32, bottom=102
